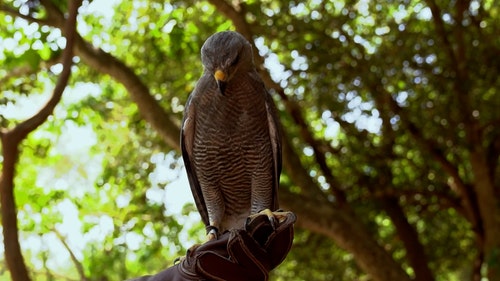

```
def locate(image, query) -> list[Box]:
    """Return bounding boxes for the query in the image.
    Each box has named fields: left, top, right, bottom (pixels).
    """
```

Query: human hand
left=127, top=211, right=296, bottom=281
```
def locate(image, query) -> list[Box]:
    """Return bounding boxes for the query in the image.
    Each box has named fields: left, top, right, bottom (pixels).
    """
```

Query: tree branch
left=279, top=189, right=412, bottom=281
left=487, top=128, right=500, bottom=184
left=0, top=1, right=81, bottom=280
left=369, top=188, right=463, bottom=214
left=387, top=95, right=482, bottom=230
left=381, top=198, right=435, bottom=281
left=0, top=53, right=63, bottom=88
left=36, top=0, right=181, bottom=151
left=8, top=4, right=77, bottom=140
left=424, top=0, right=459, bottom=76
left=53, top=228, right=87, bottom=281
left=0, top=4, right=52, bottom=26
left=205, top=0, right=253, bottom=39
left=280, top=133, right=331, bottom=202
left=425, top=0, right=478, bottom=147
left=370, top=91, right=435, bottom=281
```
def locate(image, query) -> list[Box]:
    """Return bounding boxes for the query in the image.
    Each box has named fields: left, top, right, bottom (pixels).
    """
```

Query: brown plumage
left=181, top=31, right=281, bottom=238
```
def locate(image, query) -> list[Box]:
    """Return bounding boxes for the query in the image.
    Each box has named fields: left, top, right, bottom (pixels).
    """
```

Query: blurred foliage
left=1, top=0, right=499, bottom=280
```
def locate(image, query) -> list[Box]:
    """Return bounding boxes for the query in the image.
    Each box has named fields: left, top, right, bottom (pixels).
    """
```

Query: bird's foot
left=269, top=210, right=289, bottom=224
left=246, top=209, right=290, bottom=246
left=258, top=208, right=279, bottom=230
left=206, top=226, right=218, bottom=241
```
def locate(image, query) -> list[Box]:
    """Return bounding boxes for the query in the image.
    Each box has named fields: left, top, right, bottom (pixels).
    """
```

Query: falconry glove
left=127, top=211, right=296, bottom=281
left=197, top=211, right=296, bottom=280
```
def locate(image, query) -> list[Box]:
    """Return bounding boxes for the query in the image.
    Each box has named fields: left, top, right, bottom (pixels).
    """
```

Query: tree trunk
left=470, top=150, right=500, bottom=280
left=0, top=134, right=31, bottom=281
left=0, top=1, right=80, bottom=280
left=381, top=198, right=435, bottom=281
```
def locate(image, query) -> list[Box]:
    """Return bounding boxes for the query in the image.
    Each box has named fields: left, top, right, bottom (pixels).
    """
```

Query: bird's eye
left=230, top=55, right=240, bottom=66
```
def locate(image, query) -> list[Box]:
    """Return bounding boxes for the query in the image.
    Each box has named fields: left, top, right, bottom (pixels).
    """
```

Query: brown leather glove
left=128, top=211, right=296, bottom=281
left=244, top=211, right=296, bottom=270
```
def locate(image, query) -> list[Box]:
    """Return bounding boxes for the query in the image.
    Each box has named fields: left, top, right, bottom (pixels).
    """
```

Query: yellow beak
left=214, top=69, right=227, bottom=95
left=214, top=69, right=226, bottom=81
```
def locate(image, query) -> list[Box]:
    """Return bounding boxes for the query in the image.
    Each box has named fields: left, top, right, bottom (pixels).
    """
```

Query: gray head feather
left=201, top=31, right=254, bottom=75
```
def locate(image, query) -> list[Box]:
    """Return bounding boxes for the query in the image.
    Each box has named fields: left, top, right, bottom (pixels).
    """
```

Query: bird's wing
left=265, top=92, right=282, bottom=211
left=181, top=94, right=210, bottom=226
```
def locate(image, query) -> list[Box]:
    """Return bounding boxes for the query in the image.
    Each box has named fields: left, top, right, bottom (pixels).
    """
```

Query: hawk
left=181, top=31, right=281, bottom=239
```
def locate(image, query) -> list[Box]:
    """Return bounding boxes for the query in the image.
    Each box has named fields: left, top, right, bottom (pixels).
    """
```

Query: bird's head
left=201, top=31, right=254, bottom=95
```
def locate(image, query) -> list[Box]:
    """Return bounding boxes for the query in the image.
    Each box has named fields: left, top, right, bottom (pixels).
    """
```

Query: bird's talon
left=270, top=216, right=277, bottom=230
left=206, top=227, right=218, bottom=241
left=272, top=211, right=289, bottom=223
left=259, top=208, right=278, bottom=230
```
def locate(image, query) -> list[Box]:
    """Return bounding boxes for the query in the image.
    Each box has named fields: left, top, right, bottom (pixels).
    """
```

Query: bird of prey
left=181, top=31, right=281, bottom=240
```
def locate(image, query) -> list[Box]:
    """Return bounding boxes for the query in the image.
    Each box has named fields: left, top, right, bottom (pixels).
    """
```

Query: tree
left=0, top=0, right=499, bottom=280
left=1, top=0, right=80, bottom=279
